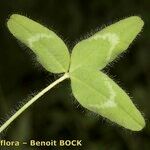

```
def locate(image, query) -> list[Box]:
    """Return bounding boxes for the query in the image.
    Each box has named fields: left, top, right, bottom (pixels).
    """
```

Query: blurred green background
left=0, top=0, right=150, bottom=150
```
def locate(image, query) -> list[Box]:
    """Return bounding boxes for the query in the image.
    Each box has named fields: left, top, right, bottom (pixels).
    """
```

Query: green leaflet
left=7, top=14, right=70, bottom=73
left=70, top=67, right=145, bottom=131
left=70, top=16, right=144, bottom=72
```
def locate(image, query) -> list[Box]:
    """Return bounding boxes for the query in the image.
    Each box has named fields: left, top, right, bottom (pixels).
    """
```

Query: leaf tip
left=131, top=113, right=145, bottom=131
left=8, top=14, right=22, bottom=20
left=135, top=16, right=144, bottom=25
left=7, top=14, right=18, bottom=30
left=129, top=16, right=144, bottom=30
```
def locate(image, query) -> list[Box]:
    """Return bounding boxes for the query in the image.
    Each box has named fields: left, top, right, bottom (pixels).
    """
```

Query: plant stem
left=0, top=73, right=69, bottom=133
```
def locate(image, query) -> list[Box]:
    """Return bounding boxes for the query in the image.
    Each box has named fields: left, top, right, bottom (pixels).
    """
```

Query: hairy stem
left=0, top=73, right=69, bottom=133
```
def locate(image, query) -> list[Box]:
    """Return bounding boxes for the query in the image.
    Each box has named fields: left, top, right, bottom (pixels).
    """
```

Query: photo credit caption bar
left=0, top=140, right=82, bottom=147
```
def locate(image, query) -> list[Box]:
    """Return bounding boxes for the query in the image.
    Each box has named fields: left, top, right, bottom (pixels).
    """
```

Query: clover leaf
left=0, top=14, right=145, bottom=133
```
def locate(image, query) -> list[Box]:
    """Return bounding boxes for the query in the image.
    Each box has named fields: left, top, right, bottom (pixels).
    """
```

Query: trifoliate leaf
left=7, top=14, right=70, bottom=73
left=70, top=67, right=145, bottom=131
left=70, top=16, right=144, bottom=72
